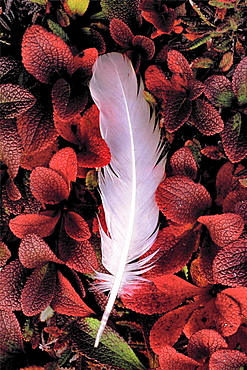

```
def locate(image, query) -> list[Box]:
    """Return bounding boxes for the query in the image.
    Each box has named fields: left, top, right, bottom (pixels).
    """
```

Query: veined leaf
left=69, top=318, right=146, bottom=370
left=47, top=19, right=70, bottom=44
left=63, top=0, right=90, bottom=16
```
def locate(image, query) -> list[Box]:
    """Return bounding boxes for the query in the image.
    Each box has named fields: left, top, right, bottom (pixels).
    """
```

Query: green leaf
left=208, top=0, right=236, bottom=8
left=47, top=20, right=70, bottom=44
left=186, top=34, right=215, bottom=50
left=64, top=0, right=90, bottom=16
left=232, top=56, right=247, bottom=106
left=70, top=318, right=146, bottom=370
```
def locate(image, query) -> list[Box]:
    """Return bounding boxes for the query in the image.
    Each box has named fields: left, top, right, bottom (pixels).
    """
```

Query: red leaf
left=145, top=65, right=171, bottom=98
left=52, top=78, right=88, bottom=120
left=223, top=287, right=247, bottom=317
left=158, top=345, right=200, bottom=370
left=156, top=176, right=212, bottom=224
left=232, top=56, right=247, bottom=106
left=0, top=84, right=36, bottom=119
left=64, top=211, right=91, bottom=241
left=30, top=167, right=70, bottom=204
left=227, top=325, right=247, bottom=352
left=0, top=241, right=11, bottom=267
left=17, top=101, right=57, bottom=154
left=143, top=228, right=199, bottom=277
left=140, top=1, right=176, bottom=34
left=76, top=134, right=111, bottom=167
left=150, top=303, right=199, bottom=353
left=197, top=213, right=244, bottom=247
left=58, top=229, right=98, bottom=273
left=110, top=19, right=133, bottom=47
left=201, top=145, right=226, bottom=160
left=122, top=275, right=202, bottom=315
left=51, top=271, right=94, bottom=316
left=204, top=75, right=234, bottom=107
left=184, top=292, right=241, bottom=338
left=167, top=50, right=193, bottom=79
left=49, top=147, right=77, bottom=183
left=0, top=310, right=24, bottom=353
left=190, top=99, right=224, bottom=135
left=222, top=189, right=247, bottom=214
left=74, top=48, right=98, bottom=76
left=0, top=119, right=23, bottom=178
left=209, top=349, right=247, bottom=370
left=21, top=263, right=56, bottom=316
left=221, top=112, right=247, bottom=163
left=20, top=138, right=59, bottom=171
left=21, top=25, right=75, bottom=84
left=9, top=212, right=60, bottom=238
left=170, top=147, right=198, bottom=179
left=213, top=238, right=247, bottom=287
left=0, top=260, right=26, bottom=311
left=234, top=200, right=247, bottom=224
left=187, top=329, right=228, bottom=361
left=19, top=234, right=63, bottom=269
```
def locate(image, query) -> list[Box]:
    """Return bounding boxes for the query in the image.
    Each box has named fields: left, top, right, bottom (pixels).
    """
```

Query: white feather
left=89, top=53, right=166, bottom=347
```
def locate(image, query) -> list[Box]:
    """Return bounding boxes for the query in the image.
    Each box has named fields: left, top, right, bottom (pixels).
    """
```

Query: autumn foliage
left=0, top=0, right=247, bottom=369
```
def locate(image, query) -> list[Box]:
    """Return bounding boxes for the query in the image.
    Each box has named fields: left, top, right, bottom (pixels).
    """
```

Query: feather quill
left=89, top=53, right=166, bottom=347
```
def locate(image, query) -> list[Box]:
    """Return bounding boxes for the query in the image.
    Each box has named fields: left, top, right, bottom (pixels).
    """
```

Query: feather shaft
left=89, top=53, right=166, bottom=347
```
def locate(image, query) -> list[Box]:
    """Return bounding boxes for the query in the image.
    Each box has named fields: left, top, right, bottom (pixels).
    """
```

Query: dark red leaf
left=77, top=134, right=111, bottom=167
left=0, top=84, right=36, bottom=119
left=150, top=303, right=199, bottom=352
left=187, top=80, right=205, bottom=100
left=0, top=260, right=26, bottom=311
left=227, top=325, right=247, bottom=352
left=201, top=145, right=226, bottom=160
left=161, top=93, right=192, bottom=133
left=140, top=1, right=176, bottom=34
left=222, top=189, right=247, bottom=214
left=52, top=78, right=88, bottom=120
left=167, top=49, right=193, bottom=79
left=0, top=119, right=22, bottom=178
left=232, top=56, right=247, bottom=106
left=6, top=177, right=21, bottom=201
left=132, top=35, right=155, bottom=60
left=209, top=349, right=247, bottom=370
left=30, top=167, right=70, bottom=204
left=64, top=211, right=91, bottom=241
left=0, top=310, right=24, bottom=352
left=215, top=162, right=241, bottom=206
left=21, top=25, right=75, bottom=84
left=143, top=228, right=199, bottom=278
left=109, top=19, right=133, bottom=47
left=0, top=56, right=21, bottom=82
left=170, top=147, right=198, bottom=179
left=184, top=292, right=241, bottom=338
left=19, top=234, right=63, bottom=269
left=58, top=229, right=98, bottom=273
left=204, top=75, right=234, bottom=107
left=51, top=271, right=94, bottom=316
left=49, top=147, right=77, bottom=183
left=17, top=101, right=57, bottom=154
left=187, top=329, right=228, bottom=361
left=9, top=211, right=60, bottom=239
left=0, top=241, right=11, bottom=267
left=156, top=176, right=212, bottom=224
left=190, top=99, right=224, bottom=135
left=221, top=112, right=247, bottom=163
left=2, top=176, right=41, bottom=216
left=158, top=345, right=200, bottom=370
left=213, top=237, right=247, bottom=287
left=234, top=200, right=247, bottom=224
left=198, top=213, right=244, bottom=247
left=21, top=263, right=56, bottom=316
